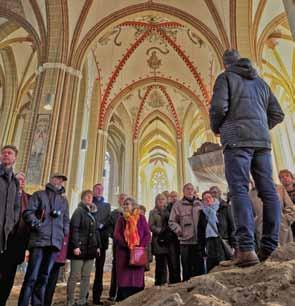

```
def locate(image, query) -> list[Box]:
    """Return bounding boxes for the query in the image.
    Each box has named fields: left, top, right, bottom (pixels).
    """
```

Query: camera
left=31, top=219, right=41, bottom=229
left=50, top=209, right=61, bottom=218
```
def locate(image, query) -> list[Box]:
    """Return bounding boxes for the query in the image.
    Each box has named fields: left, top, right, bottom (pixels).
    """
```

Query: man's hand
left=176, top=229, right=183, bottom=237
left=73, top=248, right=81, bottom=256
left=24, top=250, right=30, bottom=262
left=97, top=248, right=100, bottom=256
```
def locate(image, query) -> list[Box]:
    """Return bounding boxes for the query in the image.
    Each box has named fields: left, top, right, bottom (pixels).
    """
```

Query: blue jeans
left=224, top=147, right=281, bottom=253
left=18, top=247, right=58, bottom=306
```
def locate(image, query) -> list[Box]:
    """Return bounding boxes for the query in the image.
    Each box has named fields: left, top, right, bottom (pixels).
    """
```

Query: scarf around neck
left=202, top=200, right=220, bottom=238
left=123, top=208, right=140, bottom=249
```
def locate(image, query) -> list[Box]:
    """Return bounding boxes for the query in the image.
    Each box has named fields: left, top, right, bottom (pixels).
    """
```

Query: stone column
left=283, top=0, right=295, bottom=39
left=25, top=65, right=68, bottom=186
left=0, top=47, right=17, bottom=145
left=177, top=138, right=185, bottom=192
left=235, top=0, right=252, bottom=59
left=123, top=135, right=133, bottom=195
left=83, top=79, right=101, bottom=189
left=132, top=139, right=139, bottom=198
left=24, top=0, right=71, bottom=186
left=94, top=129, right=108, bottom=184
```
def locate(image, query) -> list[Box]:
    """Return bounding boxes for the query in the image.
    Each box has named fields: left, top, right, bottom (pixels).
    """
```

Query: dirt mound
left=118, top=244, right=295, bottom=306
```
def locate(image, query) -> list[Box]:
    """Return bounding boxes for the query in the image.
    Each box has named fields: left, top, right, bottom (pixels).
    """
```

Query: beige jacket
left=168, top=197, right=202, bottom=245
left=250, top=185, right=295, bottom=246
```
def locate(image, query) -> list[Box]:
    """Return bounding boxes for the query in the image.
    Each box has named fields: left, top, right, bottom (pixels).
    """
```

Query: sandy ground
left=9, top=243, right=295, bottom=306
left=7, top=266, right=155, bottom=306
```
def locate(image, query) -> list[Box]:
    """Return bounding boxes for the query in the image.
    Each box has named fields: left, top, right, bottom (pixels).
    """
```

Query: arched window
left=151, top=168, right=169, bottom=200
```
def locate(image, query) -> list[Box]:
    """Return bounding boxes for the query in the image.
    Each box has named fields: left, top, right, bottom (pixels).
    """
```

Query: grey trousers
left=67, top=259, right=94, bottom=305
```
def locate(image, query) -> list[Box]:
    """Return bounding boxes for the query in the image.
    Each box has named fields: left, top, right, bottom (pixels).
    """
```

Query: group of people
left=0, top=143, right=294, bottom=306
left=0, top=48, right=293, bottom=306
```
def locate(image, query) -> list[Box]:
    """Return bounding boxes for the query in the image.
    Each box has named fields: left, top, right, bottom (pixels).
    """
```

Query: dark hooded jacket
left=216, top=200, right=237, bottom=248
left=209, top=58, right=284, bottom=149
left=0, top=164, right=20, bottom=253
left=23, top=183, right=70, bottom=251
left=93, top=196, right=111, bottom=250
left=68, top=202, right=101, bottom=260
left=4, top=191, right=31, bottom=264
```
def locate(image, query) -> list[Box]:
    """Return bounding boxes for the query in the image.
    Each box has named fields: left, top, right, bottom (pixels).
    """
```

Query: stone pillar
left=235, top=0, right=252, bottom=59
left=283, top=0, right=295, bottom=39
left=132, top=140, right=139, bottom=198
left=24, top=0, right=71, bottom=187
left=123, top=135, right=133, bottom=195
left=83, top=79, right=101, bottom=189
left=0, top=47, right=17, bottom=145
left=25, top=65, right=67, bottom=186
left=94, top=129, right=108, bottom=184
left=177, top=138, right=185, bottom=192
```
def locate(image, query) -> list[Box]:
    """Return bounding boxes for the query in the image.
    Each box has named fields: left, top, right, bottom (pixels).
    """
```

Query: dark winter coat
left=23, top=183, right=70, bottom=251
left=68, top=202, right=101, bottom=260
left=0, top=164, right=20, bottom=253
left=93, top=196, right=111, bottom=250
left=149, top=207, right=170, bottom=255
left=216, top=200, right=237, bottom=248
left=210, top=58, right=284, bottom=149
left=4, top=192, right=31, bottom=264
left=109, top=208, right=123, bottom=238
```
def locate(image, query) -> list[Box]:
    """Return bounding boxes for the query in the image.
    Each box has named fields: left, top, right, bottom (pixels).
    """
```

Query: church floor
left=8, top=270, right=155, bottom=305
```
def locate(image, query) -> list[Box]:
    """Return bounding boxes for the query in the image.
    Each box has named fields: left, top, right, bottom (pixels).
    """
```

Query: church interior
left=0, top=0, right=294, bottom=211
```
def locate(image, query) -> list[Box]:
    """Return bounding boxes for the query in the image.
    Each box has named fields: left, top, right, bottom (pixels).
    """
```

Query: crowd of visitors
left=0, top=49, right=293, bottom=306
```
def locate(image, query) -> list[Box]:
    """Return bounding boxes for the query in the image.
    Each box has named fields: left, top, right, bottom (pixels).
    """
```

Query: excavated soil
left=7, top=244, right=295, bottom=306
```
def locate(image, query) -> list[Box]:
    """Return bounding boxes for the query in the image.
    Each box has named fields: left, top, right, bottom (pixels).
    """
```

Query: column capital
left=36, top=63, right=82, bottom=79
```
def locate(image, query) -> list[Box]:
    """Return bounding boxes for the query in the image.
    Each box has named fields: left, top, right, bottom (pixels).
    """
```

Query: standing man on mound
left=210, top=49, right=285, bottom=267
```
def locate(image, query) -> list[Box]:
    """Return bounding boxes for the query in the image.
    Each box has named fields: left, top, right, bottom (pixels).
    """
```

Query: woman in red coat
left=114, top=197, right=151, bottom=302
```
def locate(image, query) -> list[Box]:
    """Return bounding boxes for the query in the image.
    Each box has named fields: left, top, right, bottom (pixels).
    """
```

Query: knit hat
left=223, top=49, right=240, bottom=66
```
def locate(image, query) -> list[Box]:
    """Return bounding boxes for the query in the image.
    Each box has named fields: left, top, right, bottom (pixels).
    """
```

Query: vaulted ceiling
left=0, top=0, right=292, bottom=153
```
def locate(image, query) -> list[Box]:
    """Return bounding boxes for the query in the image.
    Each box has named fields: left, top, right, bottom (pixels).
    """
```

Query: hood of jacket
left=78, top=202, right=98, bottom=213
left=46, top=183, right=65, bottom=195
left=226, top=58, right=257, bottom=80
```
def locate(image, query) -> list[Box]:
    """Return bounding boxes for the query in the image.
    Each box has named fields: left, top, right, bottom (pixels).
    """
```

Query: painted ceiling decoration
left=0, top=0, right=294, bottom=204
left=91, top=14, right=220, bottom=144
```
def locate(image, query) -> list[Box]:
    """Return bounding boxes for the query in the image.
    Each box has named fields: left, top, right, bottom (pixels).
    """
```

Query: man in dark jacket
left=210, top=49, right=285, bottom=266
left=18, top=173, right=70, bottom=306
left=166, top=191, right=181, bottom=283
left=0, top=172, right=31, bottom=306
left=108, top=192, right=127, bottom=301
left=0, top=145, right=20, bottom=306
left=92, top=183, right=111, bottom=305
